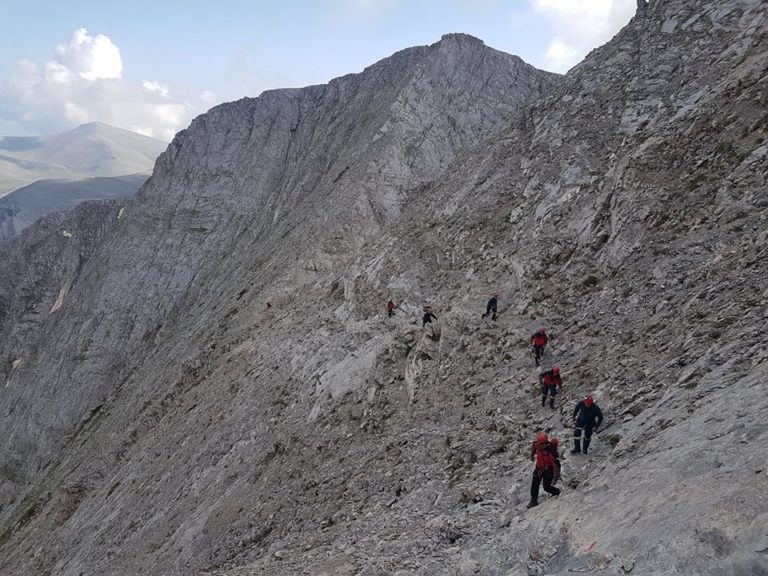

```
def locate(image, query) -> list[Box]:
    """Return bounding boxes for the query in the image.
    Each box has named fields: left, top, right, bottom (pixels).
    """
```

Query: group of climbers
left=527, top=395, right=603, bottom=508
left=386, top=292, right=499, bottom=327
left=527, top=396, right=604, bottom=508
left=383, top=300, right=438, bottom=326
left=387, top=292, right=497, bottom=327
left=522, top=320, right=604, bottom=508
left=383, top=292, right=603, bottom=509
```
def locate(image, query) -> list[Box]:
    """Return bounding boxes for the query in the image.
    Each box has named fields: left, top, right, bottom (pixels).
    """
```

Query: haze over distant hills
left=0, top=122, right=167, bottom=196
left=0, top=122, right=167, bottom=239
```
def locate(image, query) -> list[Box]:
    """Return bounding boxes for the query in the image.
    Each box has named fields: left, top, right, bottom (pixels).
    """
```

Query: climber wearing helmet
left=571, top=395, right=604, bottom=454
left=482, top=292, right=500, bottom=321
left=539, top=365, right=563, bottom=409
left=530, top=326, right=549, bottom=366
left=387, top=299, right=396, bottom=318
left=527, top=431, right=561, bottom=508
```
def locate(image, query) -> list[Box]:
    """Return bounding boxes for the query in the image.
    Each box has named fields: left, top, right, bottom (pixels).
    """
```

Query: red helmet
left=539, top=326, right=546, bottom=334
left=585, top=395, right=594, bottom=407
left=493, top=292, right=500, bottom=298
left=536, top=432, right=548, bottom=443
left=550, top=437, right=559, bottom=447
left=553, top=366, right=560, bottom=374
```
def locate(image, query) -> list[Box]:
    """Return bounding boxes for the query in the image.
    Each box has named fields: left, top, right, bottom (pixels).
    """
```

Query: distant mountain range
left=0, top=122, right=167, bottom=239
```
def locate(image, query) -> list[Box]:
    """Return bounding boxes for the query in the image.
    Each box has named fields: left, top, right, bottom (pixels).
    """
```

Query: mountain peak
left=437, top=33, right=485, bottom=46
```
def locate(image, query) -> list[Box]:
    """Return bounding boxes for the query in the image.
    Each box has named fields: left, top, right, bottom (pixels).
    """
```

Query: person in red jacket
left=539, top=366, right=563, bottom=409
left=387, top=300, right=396, bottom=318
left=531, top=326, right=549, bottom=366
left=527, top=432, right=561, bottom=508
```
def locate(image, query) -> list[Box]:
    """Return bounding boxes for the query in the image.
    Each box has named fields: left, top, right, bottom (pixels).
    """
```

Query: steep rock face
left=0, top=2, right=766, bottom=575
left=0, top=35, right=558, bottom=575
left=0, top=200, right=121, bottom=505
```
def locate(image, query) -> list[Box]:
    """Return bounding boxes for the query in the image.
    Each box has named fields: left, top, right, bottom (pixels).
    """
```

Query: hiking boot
left=526, top=500, right=539, bottom=509
left=570, top=448, right=581, bottom=454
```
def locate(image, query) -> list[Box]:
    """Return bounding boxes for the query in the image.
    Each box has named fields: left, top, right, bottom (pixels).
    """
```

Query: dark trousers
left=531, top=468, right=560, bottom=503
left=541, top=385, right=558, bottom=408
left=533, top=345, right=545, bottom=364
left=388, top=309, right=394, bottom=317
left=482, top=305, right=497, bottom=320
left=573, top=424, right=594, bottom=453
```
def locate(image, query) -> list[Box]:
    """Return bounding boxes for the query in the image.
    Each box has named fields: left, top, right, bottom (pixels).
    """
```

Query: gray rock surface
left=0, top=174, right=146, bottom=240
left=0, top=3, right=767, bottom=576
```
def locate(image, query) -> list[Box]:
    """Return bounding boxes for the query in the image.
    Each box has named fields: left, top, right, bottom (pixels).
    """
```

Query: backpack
left=533, top=441, right=556, bottom=471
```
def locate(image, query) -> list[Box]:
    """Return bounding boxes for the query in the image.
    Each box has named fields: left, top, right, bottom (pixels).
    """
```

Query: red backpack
left=532, top=441, right=556, bottom=471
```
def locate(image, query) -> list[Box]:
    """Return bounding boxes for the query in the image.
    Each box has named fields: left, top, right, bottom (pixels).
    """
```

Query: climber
left=539, top=366, right=563, bottom=409
left=527, top=432, right=561, bottom=508
left=422, top=306, right=438, bottom=327
left=571, top=395, right=604, bottom=454
left=531, top=326, right=549, bottom=366
left=481, top=292, right=499, bottom=320
left=387, top=300, right=397, bottom=318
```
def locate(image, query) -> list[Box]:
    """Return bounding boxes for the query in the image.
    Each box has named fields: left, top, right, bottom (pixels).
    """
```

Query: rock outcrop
left=0, top=2, right=766, bottom=576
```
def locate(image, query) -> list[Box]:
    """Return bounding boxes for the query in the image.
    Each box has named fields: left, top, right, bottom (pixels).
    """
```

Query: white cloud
left=55, top=28, right=123, bottom=80
left=532, top=0, right=636, bottom=72
left=0, top=28, right=212, bottom=140
left=142, top=80, right=170, bottom=98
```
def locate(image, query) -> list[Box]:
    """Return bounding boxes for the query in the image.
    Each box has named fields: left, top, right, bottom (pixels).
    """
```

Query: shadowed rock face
left=0, top=174, right=147, bottom=241
left=0, top=2, right=767, bottom=575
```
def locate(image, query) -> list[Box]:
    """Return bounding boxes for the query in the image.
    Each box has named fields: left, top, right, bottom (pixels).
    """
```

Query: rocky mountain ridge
left=0, top=2, right=766, bottom=576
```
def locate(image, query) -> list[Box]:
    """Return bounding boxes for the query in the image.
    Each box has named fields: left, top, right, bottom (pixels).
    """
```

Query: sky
left=0, top=0, right=636, bottom=141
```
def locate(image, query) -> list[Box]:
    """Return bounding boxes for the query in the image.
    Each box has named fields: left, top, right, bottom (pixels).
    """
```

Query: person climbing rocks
left=527, top=432, right=561, bottom=508
left=387, top=300, right=397, bottom=318
left=539, top=366, right=563, bottom=409
left=422, top=306, right=438, bottom=327
left=571, top=395, right=604, bottom=455
left=482, top=293, right=499, bottom=321
left=531, top=326, right=549, bottom=366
